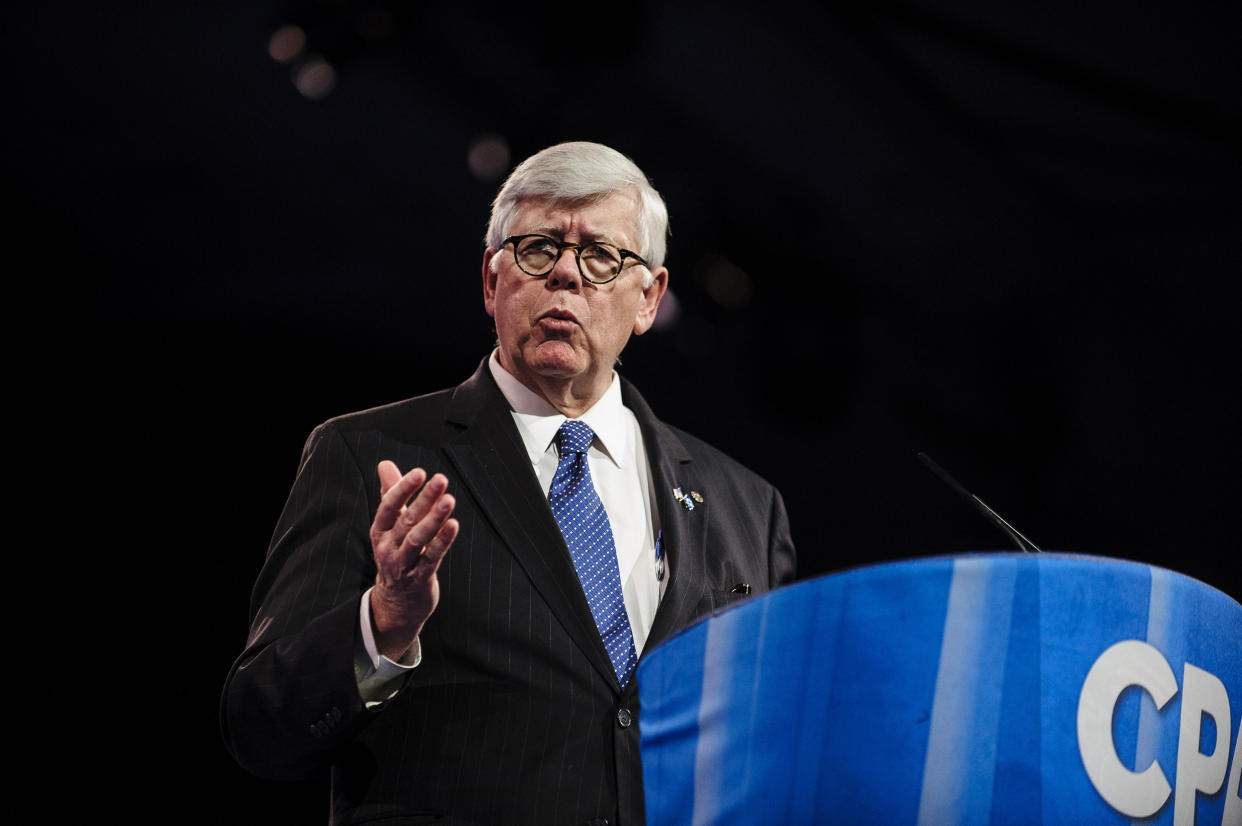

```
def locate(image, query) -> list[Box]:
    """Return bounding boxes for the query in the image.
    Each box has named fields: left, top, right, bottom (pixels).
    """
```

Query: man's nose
left=545, top=246, right=582, bottom=290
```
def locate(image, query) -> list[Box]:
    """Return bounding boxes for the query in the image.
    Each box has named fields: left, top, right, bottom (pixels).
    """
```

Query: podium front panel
left=637, top=553, right=1242, bottom=825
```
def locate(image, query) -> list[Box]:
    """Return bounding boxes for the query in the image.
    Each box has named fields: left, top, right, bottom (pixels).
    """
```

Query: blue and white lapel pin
left=672, top=486, right=704, bottom=511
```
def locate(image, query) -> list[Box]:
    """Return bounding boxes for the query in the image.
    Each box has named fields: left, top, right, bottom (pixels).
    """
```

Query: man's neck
left=492, top=351, right=613, bottom=419
left=523, top=375, right=610, bottom=419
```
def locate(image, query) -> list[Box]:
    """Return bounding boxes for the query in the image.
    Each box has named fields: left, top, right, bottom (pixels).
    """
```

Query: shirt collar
left=488, top=350, right=629, bottom=469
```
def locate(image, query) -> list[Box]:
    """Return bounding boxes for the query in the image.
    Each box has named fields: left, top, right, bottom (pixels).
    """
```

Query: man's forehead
left=512, top=190, right=640, bottom=245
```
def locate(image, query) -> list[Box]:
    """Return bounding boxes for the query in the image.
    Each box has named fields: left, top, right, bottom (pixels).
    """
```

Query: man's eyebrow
left=526, top=225, right=564, bottom=238
left=527, top=225, right=623, bottom=247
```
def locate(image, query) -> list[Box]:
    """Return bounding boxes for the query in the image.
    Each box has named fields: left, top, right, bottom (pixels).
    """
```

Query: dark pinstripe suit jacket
left=222, top=359, right=796, bottom=825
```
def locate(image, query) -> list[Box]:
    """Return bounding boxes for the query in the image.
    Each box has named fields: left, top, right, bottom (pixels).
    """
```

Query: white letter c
left=1077, top=639, right=1178, bottom=818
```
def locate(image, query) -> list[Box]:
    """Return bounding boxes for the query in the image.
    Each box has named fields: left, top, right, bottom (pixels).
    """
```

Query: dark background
left=19, top=0, right=1239, bottom=821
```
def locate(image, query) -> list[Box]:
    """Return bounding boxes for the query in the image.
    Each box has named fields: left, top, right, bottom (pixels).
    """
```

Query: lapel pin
left=672, top=486, right=695, bottom=511
left=690, top=491, right=703, bottom=503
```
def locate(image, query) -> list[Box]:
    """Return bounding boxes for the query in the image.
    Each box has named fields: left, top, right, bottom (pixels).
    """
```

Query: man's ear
left=633, top=266, right=669, bottom=336
left=482, top=248, right=499, bottom=318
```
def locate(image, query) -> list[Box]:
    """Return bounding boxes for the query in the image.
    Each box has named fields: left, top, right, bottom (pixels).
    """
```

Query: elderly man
left=223, top=141, right=796, bottom=825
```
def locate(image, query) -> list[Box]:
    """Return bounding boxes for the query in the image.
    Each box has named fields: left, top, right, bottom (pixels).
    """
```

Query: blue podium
left=638, top=553, right=1241, bottom=825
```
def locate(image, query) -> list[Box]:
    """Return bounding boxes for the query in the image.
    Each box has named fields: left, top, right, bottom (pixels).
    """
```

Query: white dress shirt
left=487, top=351, right=664, bottom=654
left=356, top=353, right=665, bottom=705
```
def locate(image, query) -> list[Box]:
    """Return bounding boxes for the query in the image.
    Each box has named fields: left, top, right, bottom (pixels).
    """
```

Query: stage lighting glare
left=698, top=254, right=752, bottom=308
left=467, top=135, right=511, bottom=182
left=268, top=25, right=306, bottom=63
left=293, top=58, right=336, bottom=100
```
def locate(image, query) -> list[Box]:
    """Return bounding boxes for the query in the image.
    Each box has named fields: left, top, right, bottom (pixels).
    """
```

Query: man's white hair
left=485, top=142, right=670, bottom=285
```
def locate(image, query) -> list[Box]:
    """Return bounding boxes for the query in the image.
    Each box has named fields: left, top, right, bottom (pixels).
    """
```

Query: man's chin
left=524, top=341, right=586, bottom=379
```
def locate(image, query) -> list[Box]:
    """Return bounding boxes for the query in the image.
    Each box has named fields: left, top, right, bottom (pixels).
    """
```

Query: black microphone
left=917, top=452, right=1042, bottom=553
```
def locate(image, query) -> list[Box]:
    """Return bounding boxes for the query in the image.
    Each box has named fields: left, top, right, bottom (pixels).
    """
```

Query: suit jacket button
left=616, top=707, right=632, bottom=728
left=587, top=819, right=609, bottom=826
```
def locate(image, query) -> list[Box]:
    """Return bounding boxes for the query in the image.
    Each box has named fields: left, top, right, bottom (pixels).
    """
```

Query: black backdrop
left=19, top=0, right=1239, bottom=821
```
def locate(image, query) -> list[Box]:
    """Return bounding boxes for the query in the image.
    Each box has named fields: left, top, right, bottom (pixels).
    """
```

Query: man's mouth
left=537, top=308, right=580, bottom=331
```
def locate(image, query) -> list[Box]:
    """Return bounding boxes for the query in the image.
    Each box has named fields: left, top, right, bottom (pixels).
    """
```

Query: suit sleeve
left=766, top=485, right=798, bottom=589
left=220, top=421, right=389, bottom=781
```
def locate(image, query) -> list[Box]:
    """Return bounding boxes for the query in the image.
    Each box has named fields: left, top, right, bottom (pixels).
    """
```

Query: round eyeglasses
left=501, top=234, right=649, bottom=285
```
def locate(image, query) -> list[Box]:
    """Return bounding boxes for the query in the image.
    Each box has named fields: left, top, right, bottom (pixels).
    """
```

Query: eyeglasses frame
left=500, top=233, right=650, bottom=285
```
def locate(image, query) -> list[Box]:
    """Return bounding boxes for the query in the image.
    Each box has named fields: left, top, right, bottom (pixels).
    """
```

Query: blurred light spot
left=652, top=288, right=680, bottom=331
left=696, top=254, right=752, bottom=308
left=268, top=25, right=305, bottom=63
left=468, top=135, right=511, bottom=181
left=293, top=57, right=336, bottom=100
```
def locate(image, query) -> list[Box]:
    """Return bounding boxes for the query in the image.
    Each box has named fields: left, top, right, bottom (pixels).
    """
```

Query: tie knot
left=557, top=419, right=595, bottom=455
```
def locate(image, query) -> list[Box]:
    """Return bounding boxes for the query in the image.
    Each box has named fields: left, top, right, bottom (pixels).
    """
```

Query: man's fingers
left=418, top=517, right=458, bottom=572
left=371, top=469, right=457, bottom=582
left=396, top=473, right=450, bottom=531
left=393, top=492, right=456, bottom=564
left=377, top=460, right=403, bottom=495
left=372, top=465, right=429, bottom=532
left=387, top=515, right=457, bottom=588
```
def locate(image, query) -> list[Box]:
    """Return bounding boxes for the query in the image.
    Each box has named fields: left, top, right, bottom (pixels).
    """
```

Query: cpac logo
left=1078, top=640, right=1242, bottom=825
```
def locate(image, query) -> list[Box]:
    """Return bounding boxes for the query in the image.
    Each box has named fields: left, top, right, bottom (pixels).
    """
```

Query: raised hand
left=368, top=461, right=459, bottom=660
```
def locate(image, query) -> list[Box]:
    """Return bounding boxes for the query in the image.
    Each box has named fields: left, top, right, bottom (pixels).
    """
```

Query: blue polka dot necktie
left=549, top=419, right=638, bottom=688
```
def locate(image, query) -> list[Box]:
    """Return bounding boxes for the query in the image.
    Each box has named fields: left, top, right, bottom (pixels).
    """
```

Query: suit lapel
left=621, top=379, right=710, bottom=661
left=441, top=361, right=622, bottom=691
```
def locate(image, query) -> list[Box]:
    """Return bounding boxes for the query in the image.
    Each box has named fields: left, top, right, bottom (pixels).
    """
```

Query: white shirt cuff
left=356, top=586, right=421, bottom=708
